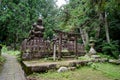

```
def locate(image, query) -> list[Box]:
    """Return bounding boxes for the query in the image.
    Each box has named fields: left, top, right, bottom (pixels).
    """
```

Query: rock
left=119, top=55, right=120, bottom=61
left=31, top=65, right=48, bottom=72
left=89, top=47, right=96, bottom=55
left=57, top=67, right=68, bottom=73
left=69, top=62, right=76, bottom=67
left=68, top=67, right=76, bottom=71
left=91, top=55, right=100, bottom=59
left=109, top=59, right=120, bottom=65
left=98, top=58, right=108, bottom=62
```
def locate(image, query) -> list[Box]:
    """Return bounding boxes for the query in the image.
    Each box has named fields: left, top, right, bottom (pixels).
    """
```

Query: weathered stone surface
left=68, top=67, right=76, bottom=71
left=109, top=59, right=120, bottom=65
left=119, top=55, right=120, bottom=61
left=30, top=63, right=57, bottom=72
left=91, top=55, right=101, bottom=59
left=89, top=47, right=96, bottom=55
left=23, top=58, right=109, bottom=73
left=57, top=67, right=68, bottom=73
left=21, top=18, right=51, bottom=60
left=69, top=60, right=90, bottom=67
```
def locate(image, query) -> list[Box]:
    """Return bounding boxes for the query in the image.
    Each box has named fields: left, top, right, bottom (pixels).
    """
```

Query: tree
left=57, top=0, right=120, bottom=57
left=0, top=0, right=58, bottom=49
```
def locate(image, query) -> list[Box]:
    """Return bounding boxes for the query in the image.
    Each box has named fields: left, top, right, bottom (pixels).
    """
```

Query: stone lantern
left=89, top=37, right=96, bottom=55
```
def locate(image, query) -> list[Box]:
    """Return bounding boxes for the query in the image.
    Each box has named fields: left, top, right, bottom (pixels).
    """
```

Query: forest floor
left=28, top=63, right=120, bottom=80
left=0, top=54, right=26, bottom=80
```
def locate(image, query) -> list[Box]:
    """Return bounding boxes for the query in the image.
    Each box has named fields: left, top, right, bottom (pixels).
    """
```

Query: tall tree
left=0, top=0, right=58, bottom=49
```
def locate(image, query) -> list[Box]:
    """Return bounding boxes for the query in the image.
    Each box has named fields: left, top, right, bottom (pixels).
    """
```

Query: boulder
left=109, top=59, right=120, bottom=65
left=57, top=67, right=68, bottom=73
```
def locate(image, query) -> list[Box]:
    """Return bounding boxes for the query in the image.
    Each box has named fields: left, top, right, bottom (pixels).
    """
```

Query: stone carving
left=28, top=18, right=45, bottom=40
left=21, top=18, right=51, bottom=60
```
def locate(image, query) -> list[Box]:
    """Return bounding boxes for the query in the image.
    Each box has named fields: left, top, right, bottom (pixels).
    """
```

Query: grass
left=78, top=55, right=93, bottom=60
left=93, top=63, right=120, bottom=80
left=1, top=46, right=21, bottom=62
left=1, top=46, right=20, bottom=56
left=28, top=63, right=120, bottom=80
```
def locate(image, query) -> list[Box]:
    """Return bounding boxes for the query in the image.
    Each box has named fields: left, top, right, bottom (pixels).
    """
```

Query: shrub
left=102, top=41, right=119, bottom=58
left=0, top=56, right=6, bottom=65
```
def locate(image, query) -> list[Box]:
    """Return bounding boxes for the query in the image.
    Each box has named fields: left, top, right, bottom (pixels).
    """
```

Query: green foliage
left=93, top=63, right=120, bottom=79
left=85, top=43, right=90, bottom=53
left=89, top=62, right=99, bottom=70
left=0, top=0, right=58, bottom=48
left=78, top=55, right=92, bottom=60
left=102, top=41, right=119, bottom=58
left=28, top=63, right=120, bottom=80
left=0, top=56, right=6, bottom=65
left=98, top=53, right=113, bottom=59
left=57, top=0, right=120, bottom=58
left=2, top=46, right=20, bottom=56
left=0, top=0, right=120, bottom=58
left=2, top=46, right=21, bottom=62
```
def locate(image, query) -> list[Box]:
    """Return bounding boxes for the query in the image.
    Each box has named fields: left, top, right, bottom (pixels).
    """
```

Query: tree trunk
left=79, top=27, right=86, bottom=45
left=105, top=12, right=110, bottom=43
left=95, top=13, right=103, bottom=38
left=84, top=29, right=89, bottom=45
left=79, top=28, right=89, bottom=46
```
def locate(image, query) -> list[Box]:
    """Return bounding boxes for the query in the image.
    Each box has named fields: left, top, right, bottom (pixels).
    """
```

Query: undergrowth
left=0, top=56, right=6, bottom=65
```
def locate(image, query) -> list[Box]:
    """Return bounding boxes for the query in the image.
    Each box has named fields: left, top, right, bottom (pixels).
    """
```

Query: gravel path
left=0, top=54, right=26, bottom=80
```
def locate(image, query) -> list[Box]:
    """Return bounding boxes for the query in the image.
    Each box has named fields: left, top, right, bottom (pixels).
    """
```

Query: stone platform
left=22, top=58, right=108, bottom=74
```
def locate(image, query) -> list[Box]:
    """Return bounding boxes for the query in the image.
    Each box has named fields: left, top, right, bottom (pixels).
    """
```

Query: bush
left=85, top=43, right=90, bottom=53
left=2, top=46, right=20, bottom=55
left=102, top=41, right=119, bottom=58
left=98, top=53, right=113, bottom=59
left=0, top=56, right=6, bottom=65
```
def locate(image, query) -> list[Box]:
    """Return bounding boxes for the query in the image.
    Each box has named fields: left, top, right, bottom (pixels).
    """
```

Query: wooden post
left=58, top=33, right=62, bottom=59
left=74, top=36, right=77, bottom=57
left=53, top=42, right=56, bottom=61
